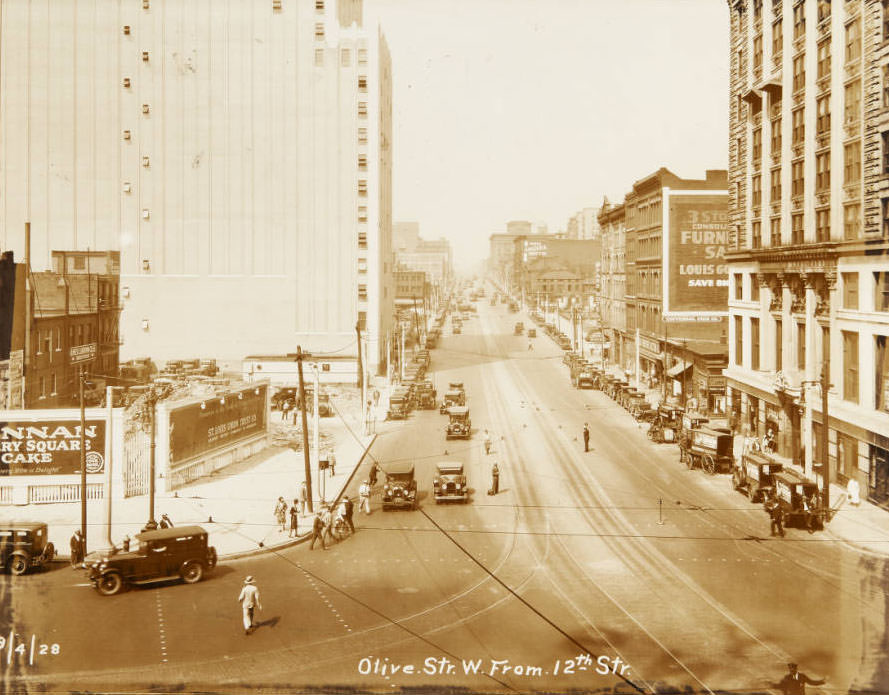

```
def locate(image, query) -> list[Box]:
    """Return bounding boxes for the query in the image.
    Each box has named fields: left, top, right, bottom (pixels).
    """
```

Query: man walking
left=776, top=662, right=825, bottom=695
left=237, top=576, right=262, bottom=635
left=583, top=423, right=590, bottom=452
left=359, top=479, right=372, bottom=514
left=289, top=501, right=299, bottom=538
left=69, top=530, right=84, bottom=568
left=309, top=512, right=327, bottom=550
left=343, top=495, right=355, bottom=534
left=764, top=490, right=784, bottom=537
left=298, top=480, right=308, bottom=515
left=281, top=398, right=291, bottom=422
left=483, top=429, right=493, bottom=455
left=488, top=462, right=500, bottom=496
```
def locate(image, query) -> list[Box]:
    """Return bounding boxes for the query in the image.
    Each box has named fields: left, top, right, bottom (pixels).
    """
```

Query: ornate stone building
left=725, top=0, right=889, bottom=505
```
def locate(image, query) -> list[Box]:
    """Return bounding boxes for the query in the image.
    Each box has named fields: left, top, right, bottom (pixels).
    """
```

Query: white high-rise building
left=0, top=0, right=394, bottom=374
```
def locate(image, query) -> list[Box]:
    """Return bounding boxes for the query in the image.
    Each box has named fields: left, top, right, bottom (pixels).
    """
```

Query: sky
left=364, top=0, right=730, bottom=271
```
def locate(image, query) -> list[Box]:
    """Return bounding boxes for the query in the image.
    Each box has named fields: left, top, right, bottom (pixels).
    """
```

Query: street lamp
left=139, top=383, right=161, bottom=532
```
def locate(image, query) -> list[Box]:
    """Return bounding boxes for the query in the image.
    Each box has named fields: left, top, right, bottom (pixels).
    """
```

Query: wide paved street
left=4, top=290, right=888, bottom=694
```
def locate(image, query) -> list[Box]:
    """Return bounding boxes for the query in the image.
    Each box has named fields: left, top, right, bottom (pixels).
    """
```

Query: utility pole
left=400, top=323, right=405, bottom=382
left=820, top=357, right=831, bottom=516
left=662, top=318, right=669, bottom=401
left=143, top=384, right=158, bottom=531
left=79, top=367, right=87, bottom=547
left=295, top=347, right=314, bottom=514
left=355, top=320, right=363, bottom=390
left=313, top=364, right=321, bottom=503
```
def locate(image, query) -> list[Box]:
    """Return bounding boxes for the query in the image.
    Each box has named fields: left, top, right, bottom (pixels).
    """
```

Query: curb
left=219, top=432, right=378, bottom=561
left=823, top=525, right=889, bottom=559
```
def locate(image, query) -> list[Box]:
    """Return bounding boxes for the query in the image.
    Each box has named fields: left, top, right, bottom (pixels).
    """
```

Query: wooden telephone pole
left=294, top=347, right=314, bottom=514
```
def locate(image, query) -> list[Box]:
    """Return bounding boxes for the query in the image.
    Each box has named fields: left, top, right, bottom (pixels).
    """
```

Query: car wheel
left=44, top=542, right=55, bottom=563
left=9, top=554, right=28, bottom=576
left=207, top=547, right=218, bottom=569
left=97, top=572, right=123, bottom=596
left=703, top=455, right=716, bottom=475
left=181, top=561, right=204, bottom=584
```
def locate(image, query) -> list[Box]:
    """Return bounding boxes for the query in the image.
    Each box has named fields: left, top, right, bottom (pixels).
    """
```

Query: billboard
left=665, top=192, right=729, bottom=314
left=0, top=419, right=106, bottom=476
left=169, top=385, right=267, bottom=464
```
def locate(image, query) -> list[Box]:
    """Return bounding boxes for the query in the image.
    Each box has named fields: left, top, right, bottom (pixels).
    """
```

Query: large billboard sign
left=0, top=420, right=106, bottom=475
left=169, top=385, right=267, bottom=464
left=664, top=191, right=729, bottom=315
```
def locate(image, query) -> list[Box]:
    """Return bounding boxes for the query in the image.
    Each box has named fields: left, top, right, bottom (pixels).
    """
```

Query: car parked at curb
left=0, top=522, right=55, bottom=576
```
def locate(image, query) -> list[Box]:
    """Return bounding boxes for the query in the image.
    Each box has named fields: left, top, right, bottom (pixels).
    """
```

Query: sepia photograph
left=0, top=0, right=887, bottom=693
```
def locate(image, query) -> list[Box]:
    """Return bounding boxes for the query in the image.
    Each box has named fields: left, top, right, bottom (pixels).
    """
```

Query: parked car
left=433, top=462, right=468, bottom=503
left=86, top=525, right=217, bottom=596
left=514, top=322, right=524, bottom=335
left=527, top=328, right=537, bottom=338
left=0, top=522, right=55, bottom=575
left=382, top=462, right=417, bottom=510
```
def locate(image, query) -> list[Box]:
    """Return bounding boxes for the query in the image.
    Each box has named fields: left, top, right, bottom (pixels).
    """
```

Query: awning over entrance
left=667, top=362, right=693, bottom=379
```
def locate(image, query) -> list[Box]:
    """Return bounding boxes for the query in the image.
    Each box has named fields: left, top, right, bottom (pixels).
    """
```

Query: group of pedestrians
left=309, top=496, right=355, bottom=551
left=272, top=482, right=310, bottom=537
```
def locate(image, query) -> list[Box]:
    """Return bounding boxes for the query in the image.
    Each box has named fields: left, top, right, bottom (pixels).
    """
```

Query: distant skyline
left=366, top=0, right=729, bottom=270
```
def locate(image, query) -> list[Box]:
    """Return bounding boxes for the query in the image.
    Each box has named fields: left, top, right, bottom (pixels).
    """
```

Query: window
left=752, top=220, right=762, bottom=248
left=773, top=18, right=783, bottom=56
left=358, top=231, right=367, bottom=249
left=837, top=432, right=857, bottom=482
left=314, top=48, right=324, bottom=67
left=39, top=376, right=46, bottom=399
left=791, top=160, right=804, bottom=197
left=357, top=102, right=367, bottom=117
left=844, top=203, right=861, bottom=240
left=816, top=152, right=830, bottom=192
left=358, top=154, right=367, bottom=170
left=775, top=319, right=783, bottom=371
left=51, top=373, right=56, bottom=396
left=817, top=0, right=831, bottom=23
left=885, top=65, right=889, bottom=108
left=752, top=175, right=762, bottom=207
left=358, top=127, right=367, bottom=145
left=792, top=212, right=804, bottom=244
left=771, top=116, right=782, bottom=155
left=753, top=275, right=762, bottom=302
left=358, top=49, right=368, bottom=64
left=734, top=315, right=743, bottom=366
left=358, top=76, right=367, bottom=91
left=54, top=327, right=61, bottom=351
left=752, top=128, right=762, bottom=161
left=816, top=207, right=831, bottom=242
left=843, top=272, right=859, bottom=309
left=315, top=0, right=324, bottom=10
left=314, top=22, right=324, bottom=39
left=753, top=0, right=762, bottom=21
left=341, top=49, right=351, bottom=67
left=875, top=272, right=889, bottom=312
left=734, top=274, right=744, bottom=301
left=883, top=132, right=889, bottom=173
left=846, top=19, right=861, bottom=63
left=845, top=80, right=861, bottom=123
left=844, top=141, right=861, bottom=184
left=793, top=54, right=806, bottom=92
left=751, top=318, right=761, bottom=370
left=843, top=330, right=859, bottom=402
left=770, top=216, right=781, bottom=245
left=358, top=179, right=367, bottom=197
left=42, top=331, right=51, bottom=354
left=794, top=1, right=806, bottom=39
left=817, top=39, right=831, bottom=80
left=771, top=168, right=782, bottom=200
left=817, top=96, right=830, bottom=134
left=792, top=108, right=804, bottom=146
left=798, top=322, right=806, bottom=371
left=754, top=33, right=763, bottom=71
left=876, top=335, right=889, bottom=412
left=884, top=0, right=889, bottom=41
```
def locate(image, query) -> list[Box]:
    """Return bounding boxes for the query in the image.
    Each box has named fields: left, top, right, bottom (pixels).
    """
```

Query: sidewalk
left=30, top=401, right=382, bottom=562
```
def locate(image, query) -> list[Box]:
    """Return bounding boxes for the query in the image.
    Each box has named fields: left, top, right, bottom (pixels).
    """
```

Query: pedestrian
left=488, top=462, right=500, bottom=496
left=359, top=479, right=372, bottom=514
left=309, top=511, right=327, bottom=550
left=299, top=480, right=308, bottom=515
left=159, top=513, right=173, bottom=529
left=583, top=423, right=590, bottom=453
left=528, top=340, right=533, bottom=351
left=483, top=429, right=492, bottom=455
left=764, top=490, right=784, bottom=538
left=274, top=496, right=287, bottom=532
left=289, top=500, right=299, bottom=538
left=70, top=530, right=84, bottom=568
left=281, top=398, right=291, bottom=422
left=847, top=477, right=861, bottom=506
left=368, top=463, right=378, bottom=487
left=328, top=450, right=337, bottom=476
left=237, top=576, right=262, bottom=635
left=321, top=505, right=334, bottom=544
left=121, top=535, right=131, bottom=552
left=776, top=662, right=825, bottom=695
left=373, top=389, right=380, bottom=408
left=343, top=495, right=355, bottom=534
left=803, top=491, right=819, bottom=534
left=292, top=404, right=299, bottom=426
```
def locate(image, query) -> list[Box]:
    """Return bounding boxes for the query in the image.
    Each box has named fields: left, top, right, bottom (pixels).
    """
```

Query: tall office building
left=0, top=0, right=393, bottom=374
left=726, top=0, right=889, bottom=504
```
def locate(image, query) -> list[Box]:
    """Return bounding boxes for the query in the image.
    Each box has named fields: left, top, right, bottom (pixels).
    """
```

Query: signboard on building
left=663, top=190, right=729, bottom=316
left=169, top=385, right=267, bottom=464
left=0, top=419, right=106, bottom=475
left=70, top=343, right=97, bottom=364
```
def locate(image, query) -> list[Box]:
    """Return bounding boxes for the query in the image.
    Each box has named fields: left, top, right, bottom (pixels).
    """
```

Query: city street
left=4, top=292, right=887, bottom=694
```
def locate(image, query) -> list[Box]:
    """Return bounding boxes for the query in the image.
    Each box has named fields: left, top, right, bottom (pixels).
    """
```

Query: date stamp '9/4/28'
left=358, top=653, right=631, bottom=679
left=2, top=632, right=61, bottom=666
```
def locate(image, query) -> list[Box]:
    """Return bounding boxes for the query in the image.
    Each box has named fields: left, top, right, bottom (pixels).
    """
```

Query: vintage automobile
left=620, top=386, right=641, bottom=410
left=433, top=462, right=469, bottom=503
left=679, top=426, right=735, bottom=475
left=514, top=322, right=524, bottom=335
left=382, top=462, right=418, bottom=510
left=557, top=335, right=572, bottom=350
left=773, top=471, right=823, bottom=529
left=446, top=406, right=472, bottom=439
left=631, top=398, right=656, bottom=423
left=387, top=389, right=410, bottom=420
left=527, top=328, right=537, bottom=338
left=733, top=452, right=783, bottom=502
left=576, top=364, right=596, bottom=389
left=647, top=403, right=684, bottom=443
left=0, top=522, right=56, bottom=576
left=452, top=323, right=462, bottom=335
left=416, top=381, right=437, bottom=409
left=439, top=389, right=465, bottom=414
left=508, top=301, right=519, bottom=313
left=87, top=525, right=218, bottom=596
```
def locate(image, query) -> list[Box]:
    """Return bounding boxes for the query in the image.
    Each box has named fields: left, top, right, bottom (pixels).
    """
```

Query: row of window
left=751, top=201, right=865, bottom=246
left=34, top=323, right=99, bottom=359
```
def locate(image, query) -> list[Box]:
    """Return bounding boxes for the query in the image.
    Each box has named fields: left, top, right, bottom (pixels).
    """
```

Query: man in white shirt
left=237, top=576, right=262, bottom=635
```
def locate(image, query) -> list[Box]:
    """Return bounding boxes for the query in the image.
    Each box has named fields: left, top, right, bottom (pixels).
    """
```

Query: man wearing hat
left=237, top=576, right=262, bottom=635
left=359, top=479, right=372, bottom=515
left=777, top=662, right=825, bottom=695
left=70, top=529, right=85, bottom=568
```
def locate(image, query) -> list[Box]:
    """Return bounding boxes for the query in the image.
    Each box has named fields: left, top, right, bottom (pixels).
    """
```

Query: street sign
left=69, top=343, right=97, bottom=364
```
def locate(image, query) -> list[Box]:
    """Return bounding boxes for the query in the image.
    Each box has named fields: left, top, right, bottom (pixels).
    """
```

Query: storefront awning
left=667, top=362, right=693, bottom=379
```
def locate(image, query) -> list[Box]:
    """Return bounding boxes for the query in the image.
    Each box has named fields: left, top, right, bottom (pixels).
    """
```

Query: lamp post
left=141, top=383, right=160, bottom=532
